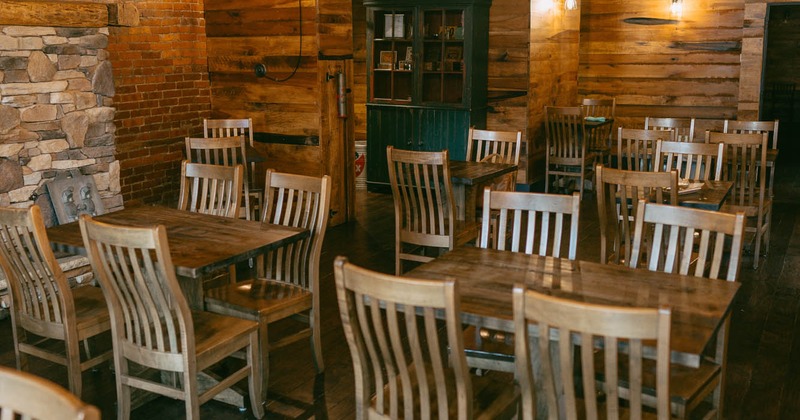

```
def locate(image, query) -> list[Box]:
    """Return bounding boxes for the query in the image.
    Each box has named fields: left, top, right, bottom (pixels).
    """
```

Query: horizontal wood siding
left=487, top=0, right=529, bottom=184
left=579, top=0, right=745, bottom=128
left=528, top=7, right=581, bottom=184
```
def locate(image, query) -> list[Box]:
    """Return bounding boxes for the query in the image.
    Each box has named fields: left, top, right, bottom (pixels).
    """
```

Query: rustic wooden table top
left=676, top=179, right=733, bottom=211
left=448, top=160, right=518, bottom=186
left=47, top=205, right=307, bottom=279
left=408, top=246, right=740, bottom=366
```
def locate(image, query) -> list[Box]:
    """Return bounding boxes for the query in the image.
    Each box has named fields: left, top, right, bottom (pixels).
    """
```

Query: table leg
left=453, top=184, right=466, bottom=221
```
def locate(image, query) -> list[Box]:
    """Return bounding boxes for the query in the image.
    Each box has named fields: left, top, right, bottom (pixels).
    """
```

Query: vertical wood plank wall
left=578, top=0, right=744, bottom=128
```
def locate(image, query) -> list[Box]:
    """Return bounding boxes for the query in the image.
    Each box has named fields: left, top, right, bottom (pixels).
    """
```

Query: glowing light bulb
left=565, top=0, right=577, bottom=11
left=670, top=0, right=683, bottom=19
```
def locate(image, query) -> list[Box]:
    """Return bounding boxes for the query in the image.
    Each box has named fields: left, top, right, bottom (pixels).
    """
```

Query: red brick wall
left=107, top=0, right=211, bottom=206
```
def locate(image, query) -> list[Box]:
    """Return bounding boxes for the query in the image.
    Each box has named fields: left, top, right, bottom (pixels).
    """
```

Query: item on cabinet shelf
left=446, top=26, right=456, bottom=39
left=405, top=46, right=413, bottom=63
left=445, top=45, right=462, bottom=61
left=379, top=50, right=396, bottom=69
left=455, top=27, right=464, bottom=39
left=384, top=14, right=404, bottom=38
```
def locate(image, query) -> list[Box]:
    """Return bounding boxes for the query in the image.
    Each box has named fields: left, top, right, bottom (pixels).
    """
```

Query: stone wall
left=0, top=25, right=121, bottom=224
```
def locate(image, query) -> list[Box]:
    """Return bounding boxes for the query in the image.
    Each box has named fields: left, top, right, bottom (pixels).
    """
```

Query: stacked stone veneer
left=0, top=25, right=122, bottom=225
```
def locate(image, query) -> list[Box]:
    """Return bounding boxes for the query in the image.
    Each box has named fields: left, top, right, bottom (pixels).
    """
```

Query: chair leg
left=116, top=359, right=131, bottom=420
left=258, top=317, right=270, bottom=402
left=248, top=330, right=265, bottom=418
left=311, top=308, right=324, bottom=373
left=753, top=220, right=763, bottom=269
left=185, top=370, right=200, bottom=420
left=66, top=338, right=82, bottom=397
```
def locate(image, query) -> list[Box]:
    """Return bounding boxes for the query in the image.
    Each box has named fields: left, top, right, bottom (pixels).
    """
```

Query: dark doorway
left=762, top=4, right=800, bottom=121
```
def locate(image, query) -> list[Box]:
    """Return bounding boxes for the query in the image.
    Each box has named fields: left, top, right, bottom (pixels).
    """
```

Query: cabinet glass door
left=371, top=9, right=414, bottom=103
left=421, top=9, right=465, bottom=105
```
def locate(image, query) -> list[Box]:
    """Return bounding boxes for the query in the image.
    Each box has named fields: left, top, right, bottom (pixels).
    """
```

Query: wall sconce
left=565, top=0, right=577, bottom=11
left=670, top=0, right=683, bottom=19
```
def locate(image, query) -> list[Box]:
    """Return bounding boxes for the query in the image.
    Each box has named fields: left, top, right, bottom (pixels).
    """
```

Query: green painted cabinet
left=364, top=0, right=492, bottom=191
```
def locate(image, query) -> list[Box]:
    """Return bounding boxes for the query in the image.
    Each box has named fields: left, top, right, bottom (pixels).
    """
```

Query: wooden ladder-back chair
left=466, top=127, right=522, bottom=188
left=645, top=116, right=696, bottom=143
left=465, top=189, right=581, bottom=374
left=655, top=140, right=725, bottom=181
left=186, top=135, right=255, bottom=220
left=387, top=146, right=477, bottom=275
left=724, top=119, right=779, bottom=197
left=333, top=256, right=519, bottom=420
left=513, top=286, right=672, bottom=420
left=0, top=205, right=111, bottom=398
left=622, top=200, right=746, bottom=418
left=544, top=106, right=597, bottom=198
left=0, top=365, right=100, bottom=420
left=204, top=169, right=331, bottom=400
left=707, top=131, right=771, bottom=269
left=79, top=216, right=264, bottom=420
left=581, top=97, right=616, bottom=166
left=178, top=160, right=243, bottom=219
left=595, top=164, right=678, bottom=266
left=203, top=118, right=262, bottom=221
left=617, top=127, right=672, bottom=171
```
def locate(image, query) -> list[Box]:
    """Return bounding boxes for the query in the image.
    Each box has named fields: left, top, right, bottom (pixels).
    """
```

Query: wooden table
left=676, top=179, right=733, bottom=211
left=408, top=246, right=740, bottom=368
left=449, top=160, right=518, bottom=221
left=47, top=205, right=307, bottom=310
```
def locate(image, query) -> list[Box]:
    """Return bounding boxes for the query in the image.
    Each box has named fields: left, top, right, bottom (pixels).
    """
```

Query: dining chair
left=333, top=256, right=519, bottom=420
left=178, top=160, right=243, bottom=219
left=466, top=127, right=522, bottom=188
left=693, top=118, right=725, bottom=142
left=513, top=285, right=672, bottom=420
left=79, top=215, right=264, bottom=420
left=387, top=146, right=477, bottom=274
left=623, top=200, right=746, bottom=418
left=204, top=169, right=331, bottom=400
left=645, top=116, right=696, bottom=143
left=466, top=188, right=581, bottom=374
left=723, top=119, right=779, bottom=197
left=617, top=127, right=672, bottom=171
left=203, top=118, right=263, bottom=221
left=0, top=205, right=111, bottom=398
left=0, top=365, right=100, bottom=420
left=707, top=131, right=771, bottom=269
left=185, top=135, right=256, bottom=220
left=655, top=140, right=725, bottom=181
left=581, top=97, right=616, bottom=166
left=595, top=164, right=678, bottom=266
left=544, top=106, right=597, bottom=198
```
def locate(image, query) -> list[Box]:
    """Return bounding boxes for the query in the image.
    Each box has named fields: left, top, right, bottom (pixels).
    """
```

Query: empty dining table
left=449, top=160, right=517, bottom=221
left=46, top=205, right=308, bottom=310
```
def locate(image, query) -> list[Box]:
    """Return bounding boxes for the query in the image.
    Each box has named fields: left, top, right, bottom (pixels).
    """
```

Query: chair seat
left=372, top=365, right=518, bottom=419
left=719, top=198, right=772, bottom=218
left=72, top=286, right=111, bottom=337
left=204, top=279, right=312, bottom=324
left=595, top=351, right=720, bottom=416
left=191, top=309, right=258, bottom=367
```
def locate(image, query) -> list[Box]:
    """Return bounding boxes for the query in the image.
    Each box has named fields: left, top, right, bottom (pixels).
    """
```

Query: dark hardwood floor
left=1, top=124, right=799, bottom=419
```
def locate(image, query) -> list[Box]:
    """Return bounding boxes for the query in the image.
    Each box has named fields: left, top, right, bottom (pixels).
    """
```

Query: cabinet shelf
left=365, top=0, right=492, bottom=191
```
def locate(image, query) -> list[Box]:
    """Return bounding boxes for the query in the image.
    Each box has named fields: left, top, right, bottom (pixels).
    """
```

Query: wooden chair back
left=706, top=131, right=768, bottom=207
left=513, top=286, right=672, bottom=420
left=630, top=200, right=746, bottom=281
left=186, top=135, right=254, bottom=220
left=0, top=366, right=100, bottom=420
left=617, top=127, right=671, bottom=171
left=259, top=169, right=331, bottom=292
left=0, top=205, right=110, bottom=397
left=693, top=118, right=725, bottom=142
left=479, top=189, right=580, bottom=260
left=581, top=98, right=616, bottom=162
left=333, top=256, right=473, bottom=419
left=387, top=146, right=456, bottom=274
left=645, top=116, right=695, bottom=143
left=723, top=119, right=779, bottom=149
left=655, top=140, right=724, bottom=181
left=544, top=106, right=585, bottom=163
left=178, top=160, right=243, bottom=218
left=596, top=164, right=678, bottom=265
left=79, top=215, right=263, bottom=419
left=204, top=118, right=254, bottom=146
left=466, top=127, right=522, bottom=188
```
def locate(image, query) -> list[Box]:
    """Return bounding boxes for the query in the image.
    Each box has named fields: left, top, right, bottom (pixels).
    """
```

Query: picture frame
left=445, top=46, right=462, bottom=61
left=379, top=50, right=396, bottom=69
